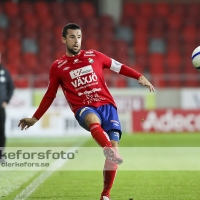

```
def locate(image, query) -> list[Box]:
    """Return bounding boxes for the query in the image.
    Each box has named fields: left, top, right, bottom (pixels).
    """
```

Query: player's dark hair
left=62, top=23, right=81, bottom=38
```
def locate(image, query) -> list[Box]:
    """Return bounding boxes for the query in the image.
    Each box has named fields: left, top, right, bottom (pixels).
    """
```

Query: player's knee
left=84, top=113, right=101, bottom=128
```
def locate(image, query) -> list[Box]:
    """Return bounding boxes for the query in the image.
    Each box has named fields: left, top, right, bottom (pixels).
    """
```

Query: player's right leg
left=75, top=106, right=122, bottom=164
left=76, top=106, right=113, bottom=147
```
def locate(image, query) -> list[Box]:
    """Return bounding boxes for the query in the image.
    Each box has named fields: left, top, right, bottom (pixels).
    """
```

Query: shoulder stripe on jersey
left=110, top=59, right=122, bottom=73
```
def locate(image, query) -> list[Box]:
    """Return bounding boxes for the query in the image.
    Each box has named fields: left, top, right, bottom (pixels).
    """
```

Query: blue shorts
left=75, top=104, right=122, bottom=141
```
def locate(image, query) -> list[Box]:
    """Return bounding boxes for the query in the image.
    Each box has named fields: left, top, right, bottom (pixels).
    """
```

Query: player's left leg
left=99, top=104, right=122, bottom=200
left=100, top=131, right=121, bottom=200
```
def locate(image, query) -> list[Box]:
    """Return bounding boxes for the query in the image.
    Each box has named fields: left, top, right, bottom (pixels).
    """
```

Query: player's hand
left=18, top=117, right=38, bottom=130
left=138, top=76, right=155, bottom=92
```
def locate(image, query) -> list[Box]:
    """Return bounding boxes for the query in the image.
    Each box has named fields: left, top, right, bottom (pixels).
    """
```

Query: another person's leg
left=0, top=108, right=6, bottom=162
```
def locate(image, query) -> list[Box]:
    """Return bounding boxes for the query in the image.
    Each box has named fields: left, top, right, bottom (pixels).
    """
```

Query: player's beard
left=67, top=45, right=81, bottom=56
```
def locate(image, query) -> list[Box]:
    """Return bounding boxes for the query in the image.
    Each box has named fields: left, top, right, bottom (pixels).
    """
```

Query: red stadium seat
left=99, top=28, right=114, bottom=43
left=155, top=2, right=169, bottom=17
left=134, top=39, right=148, bottom=55
left=65, top=2, right=79, bottom=20
left=170, top=2, right=186, bottom=16
left=186, top=3, right=200, bottom=19
left=120, top=16, right=134, bottom=27
left=7, top=38, right=20, bottom=49
left=134, top=53, right=148, bottom=72
left=23, top=27, right=38, bottom=39
left=100, top=15, right=115, bottom=31
left=166, top=29, right=181, bottom=41
left=182, top=42, right=196, bottom=57
left=113, top=40, right=129, bottom=64
left=82, top=26, right=100, bottom=40
left=49, top=1, right=65, bottom=21
left=182, top=57, right=198, bottom=87
left=115, top=40, right=128, bottom=52
left=84, top=39, right=100, bottom=51
left=149, top=53, right=165, bottom=74
left=134, top=15, right=149, bottom=31
left=100, top=40, right=114, bottom=58
left=34, top=1, right=48, bottom=10
left=122, top=2, right=138, bottom=18
left=23, top=13, right=38, bottom=30
left=0, top=28, right=7, bottom=40
left=138, top=2, right=154, bottom=18
left=182, top=26, right=197, bottom=43
left=19, top=2, right=34, bottom=14
left=167, top=14, right=182, bottom=30
left=22, top=53, right=38, bottom=73
left=165, top=52, right=182, bottom=74
left=0, top=39, right=5, bottom=54
left=14, top=78, right=29, bottom=88
left=9, top=15, right=23, bottom=29
left=53, top=25, right=63, bottom=39
left=165, top=52, right=182, bottom=87
left=33, top=80, right=48, bottom=88
left=114, top=77, right=127, bottom=88
left=80, top=2, right=96, bottom=18
left=85, top=18, right=99, bottom=32
left=130, top=63, right=146, bottom=75
left=4, top=2, right=19, bottom=18
left=148, top=53, right=166, bottom=87
left=53, top=50, right=65, bottom=60
left=167, top=40, right=181, bottom=53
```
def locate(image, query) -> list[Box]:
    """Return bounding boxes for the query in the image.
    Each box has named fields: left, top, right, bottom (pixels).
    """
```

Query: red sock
left=89, top=123, right=112, bottom=147
left=101, top=159, right=118, bottom=197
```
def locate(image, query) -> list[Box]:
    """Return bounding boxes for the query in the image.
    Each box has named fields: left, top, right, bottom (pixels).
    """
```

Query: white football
left=191, top=46, right=200, bottom=70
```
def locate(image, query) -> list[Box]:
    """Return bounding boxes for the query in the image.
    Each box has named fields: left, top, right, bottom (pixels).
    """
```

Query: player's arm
left=97, top=51, right=155, bottom=92
left=18, top=64, right=60, bottom=130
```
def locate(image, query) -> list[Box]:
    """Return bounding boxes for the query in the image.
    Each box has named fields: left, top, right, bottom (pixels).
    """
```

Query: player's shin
left=101, top=159, right=118, bottom=198
left=89, top=123, right=112, bottom=147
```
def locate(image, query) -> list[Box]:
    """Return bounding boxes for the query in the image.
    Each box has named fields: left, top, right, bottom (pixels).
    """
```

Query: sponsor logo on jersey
left=71, top=73, right=98, bottom=88
left=84, top=50, right=95, bottom=56
left=78, top=88, right=101, bottom=96
left=73, top=58, right=81, bottom=64
left=88, top=58, right=94, bottom=63
left=70, top=65, right=93, bottom=79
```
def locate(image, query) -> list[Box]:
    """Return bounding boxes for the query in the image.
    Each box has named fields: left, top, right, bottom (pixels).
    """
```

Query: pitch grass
left=3, top=133, right=200, bottom=200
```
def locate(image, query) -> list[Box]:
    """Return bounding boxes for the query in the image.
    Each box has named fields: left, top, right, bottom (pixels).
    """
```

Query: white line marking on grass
left=14, top=138, right=89, bottom=200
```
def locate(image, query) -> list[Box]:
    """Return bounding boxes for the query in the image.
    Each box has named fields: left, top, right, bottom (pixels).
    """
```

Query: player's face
left=62, top=29, right=82, bottom=56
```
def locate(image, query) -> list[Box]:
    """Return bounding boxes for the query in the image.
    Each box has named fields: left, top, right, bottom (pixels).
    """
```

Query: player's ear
left=61, top=37, right=66, bottom=44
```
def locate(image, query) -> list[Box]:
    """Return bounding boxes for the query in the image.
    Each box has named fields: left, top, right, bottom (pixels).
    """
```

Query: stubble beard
left=67, top=45, right=81, bottom=56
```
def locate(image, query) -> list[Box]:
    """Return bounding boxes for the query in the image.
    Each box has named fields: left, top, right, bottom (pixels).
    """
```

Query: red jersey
left=33, top=50, right=142, bottom=120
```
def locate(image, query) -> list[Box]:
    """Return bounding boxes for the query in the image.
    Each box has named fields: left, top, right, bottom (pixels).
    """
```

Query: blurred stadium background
left=1, top=0, right=200, bottom=136
left=1, top=1, right=200, bottom=199
left=1, top=0, right=200, bottom=87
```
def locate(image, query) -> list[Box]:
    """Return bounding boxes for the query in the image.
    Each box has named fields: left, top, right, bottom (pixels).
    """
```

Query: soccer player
left=18, top=23, right=155, bottom=200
